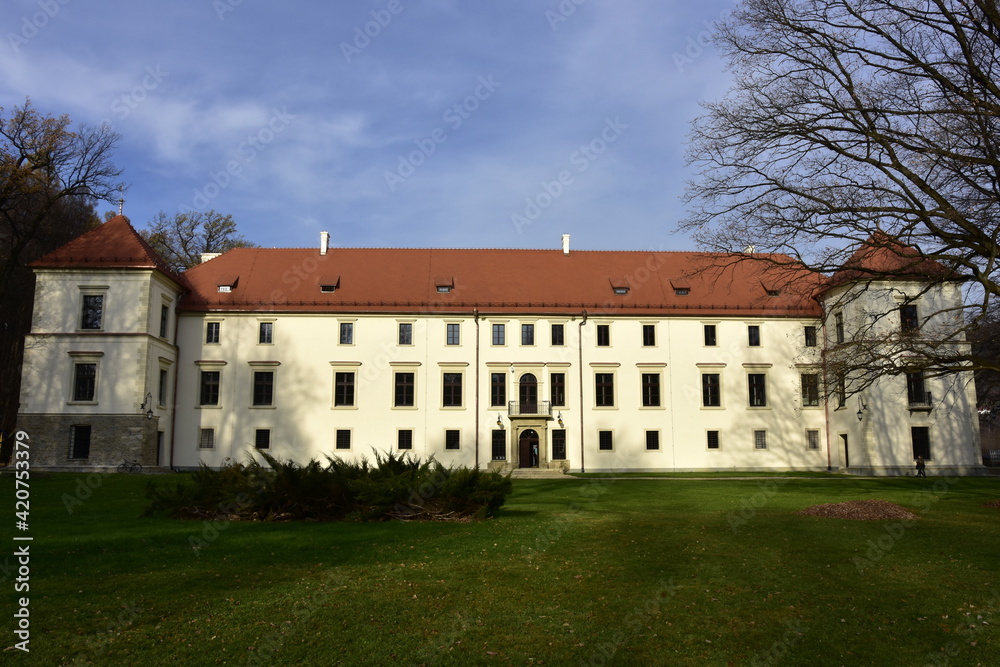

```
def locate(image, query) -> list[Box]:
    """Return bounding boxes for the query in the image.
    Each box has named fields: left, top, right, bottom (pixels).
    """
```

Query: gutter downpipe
left=474, top=309, right=480, bottom=470
left=820, top=302, right=833, bottom=471
left=578, top=310, right=587, bottom=473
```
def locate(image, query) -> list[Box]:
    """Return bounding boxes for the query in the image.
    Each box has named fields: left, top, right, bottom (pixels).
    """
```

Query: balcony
left=508, top=401, right=552, bottom=417
left=908, top=391, right=933, bottom=414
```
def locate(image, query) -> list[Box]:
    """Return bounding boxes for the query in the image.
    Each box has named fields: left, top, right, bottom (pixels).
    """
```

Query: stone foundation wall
left=17, top=414, right=159, bottom=469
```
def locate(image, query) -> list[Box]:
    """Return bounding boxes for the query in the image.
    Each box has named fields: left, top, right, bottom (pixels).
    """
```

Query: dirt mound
left=797, top=499, right=918, bottom=521
left=982, top=499, right=1000, bottom=509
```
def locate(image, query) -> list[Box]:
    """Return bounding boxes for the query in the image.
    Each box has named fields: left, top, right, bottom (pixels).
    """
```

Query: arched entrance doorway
left=518, top=429, right=539, bottom=468
left=519, top=373, right=538, bottom=414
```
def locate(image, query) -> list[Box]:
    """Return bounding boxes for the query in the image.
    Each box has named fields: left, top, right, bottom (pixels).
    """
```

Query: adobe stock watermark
left=7, top=0, right=71, bottom=54
left=182, top=107, right=295, bottom=211
left=672, top=3, right=738, bottom=73
left=98, top=66, right=169, bottom=129
left=545, top=0, right=588, bottom=31
left=383, top=74, right=501, bottom=192
left=510, top=116, right=628, bottom=233
left=213, top=0, right=244, bottom=21
left=340, top=0, right=411, bottom=63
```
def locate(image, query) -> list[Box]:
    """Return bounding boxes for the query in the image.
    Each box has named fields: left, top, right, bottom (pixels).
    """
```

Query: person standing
left=915, top=456, right=926, bottom=478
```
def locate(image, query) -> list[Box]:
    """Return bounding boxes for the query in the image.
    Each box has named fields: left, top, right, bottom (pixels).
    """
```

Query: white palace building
left=17, top=216, right=984, bottom=475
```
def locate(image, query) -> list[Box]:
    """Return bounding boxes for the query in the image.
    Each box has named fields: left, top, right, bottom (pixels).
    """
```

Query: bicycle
left=117, top=459, right=142, bottom=474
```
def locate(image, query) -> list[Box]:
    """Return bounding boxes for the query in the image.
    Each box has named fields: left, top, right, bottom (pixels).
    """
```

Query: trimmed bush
left=144, top=451, right=512, bottom=522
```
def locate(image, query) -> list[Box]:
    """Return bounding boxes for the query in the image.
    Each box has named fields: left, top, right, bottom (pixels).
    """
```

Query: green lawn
left=3, top=472, right=1000, bottom=666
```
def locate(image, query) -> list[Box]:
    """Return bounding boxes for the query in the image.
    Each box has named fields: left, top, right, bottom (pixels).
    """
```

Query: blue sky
left=1, top=0, right=736, bottom=251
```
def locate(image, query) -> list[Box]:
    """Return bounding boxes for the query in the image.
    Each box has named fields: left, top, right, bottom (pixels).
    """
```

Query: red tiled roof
left=825, top=232, right=951, bottom=290
left=180, top=247, right=824, bottom=317
left=30, top=215, right=185, bottom=286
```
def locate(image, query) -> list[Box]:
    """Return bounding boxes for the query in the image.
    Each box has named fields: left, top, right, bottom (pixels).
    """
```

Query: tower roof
left=31, top=215, right=184, bottom=285
left=825, top=232, right=951, bottom=290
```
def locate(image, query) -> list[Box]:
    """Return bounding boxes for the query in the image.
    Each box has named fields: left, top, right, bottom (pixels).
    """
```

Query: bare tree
left=140, top=210, right=256, bottom=271
left=0, top=99, right=120, bottom=460
left=682, top=0, right=1000, bottom=383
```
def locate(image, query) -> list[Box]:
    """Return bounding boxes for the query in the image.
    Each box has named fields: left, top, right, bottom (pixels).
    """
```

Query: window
left=446, top=323, right=460, bottom=346
left=258, top=322, right=273, bottom=344
left=399, top=322, right=413, bottom=345
left=160, top=305, right=170, bottom=338
left=807, top=429, right=821, bottom=451
left=334, top=372, right=355, bottom=407
left=834, top=312, right=845, bottom=344
left=253, top=371, right=274, bottom=406
left=491, top=430, right=506, bottom=460
left=80, top=294, right=103, bottom=330
left=254, top=429, right=271, bottom=450
left=598, top=430, right=613, bottom=451
left=206, top=321, right=221, bottom=344
left=198, top=428, right=215, bottom=449
left=675, top=288, right=690, bottom=296
left=642, top=324, right=656, bottom=347
left=492, top=323, right=505, bottom=346
left=398, top=323, right=413, bottom=345
left=911, top=426, right=931, bottom=460
left=801, top=373, right=820, bottom=407
left=641, top=373, right=661, bottom=407
left=748, top=374, right=767, bottom=407
left=595, top=373, right=615, bottom=407
left=706, top=430, right=720, bottom=450
left=339, top=322, right=354, bottom=345
left=804, top=325, right=818, bottom=348
left=394, top=372, right=414, bottom=407
left=645, top=430, right=660, bottom=451
left=336, top=429, right=351, bottom=450
left=442, top=373, right=463, bottom=407
left=552, top=429, right=566, bottom=460
left=753, top=430, right=768, bottom=450
left=906, top=371, right=927, bottom=406
left=69, top=425, right=91, bottom=459
left=702, top=373, right=721, bottom=407
left=551, top=324, right=565, bottom=346
left=836, top=374, right=847, bottom=408
left=490, top=372, right=506, bottom=407
left=445, top=429, right=460, bottom=450
left=900, top=304, right=919, bottom=333
left=521, top=323, right=535, bottom=346
left=550, top=373, right=566, bottom=407
left=704, top=324, right=717, bottom=347
left=397, top=429, right=413, bottom=450
left=748, top=325, right=761, bottom=347
left=158, top=369, right=169, bottom=406
left=73, top=363, right=97, bottom=402
left=596, top=324, right=610, bottom=347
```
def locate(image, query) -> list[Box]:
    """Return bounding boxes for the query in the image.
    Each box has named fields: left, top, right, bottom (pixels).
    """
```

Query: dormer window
left=216, top=275, right=238, bottom=293
left=609, top=278, right=630, bottom=295
left=670, top=279, right=691, bottom=296
left=318, top=275, right=340, bottom=293
left=434, top=276, right=455, bottom=293
left=613, top=287, right=629, bottom=295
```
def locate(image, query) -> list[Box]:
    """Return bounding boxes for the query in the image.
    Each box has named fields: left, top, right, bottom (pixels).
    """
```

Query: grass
left=3, top=472, right=1000, bottom=665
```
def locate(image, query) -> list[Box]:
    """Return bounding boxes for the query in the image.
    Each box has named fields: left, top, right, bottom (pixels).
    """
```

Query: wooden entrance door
left=518, top=429, right=539, bottom=468
left=841, top=434, right=850, bottom=468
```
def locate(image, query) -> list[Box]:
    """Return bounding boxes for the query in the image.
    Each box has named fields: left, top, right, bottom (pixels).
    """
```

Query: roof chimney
left=561, top=233, right=571, bottom=255
left=320, top=231, right=330, bottom=256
